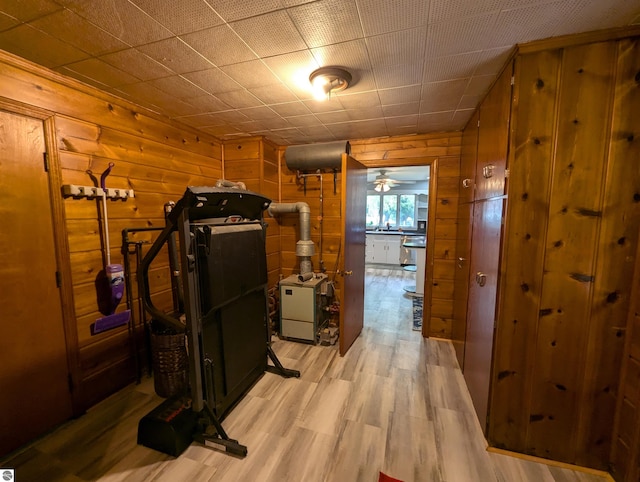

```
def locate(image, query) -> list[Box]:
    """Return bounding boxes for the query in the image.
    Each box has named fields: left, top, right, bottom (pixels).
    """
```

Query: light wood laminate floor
left=1, top=266, right=610, bottom=481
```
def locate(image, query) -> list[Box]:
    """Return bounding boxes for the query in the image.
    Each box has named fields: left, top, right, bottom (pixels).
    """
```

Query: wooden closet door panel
left=0, top=110, right=72, bottom=456
left=463, top=197, right=504, bottom=432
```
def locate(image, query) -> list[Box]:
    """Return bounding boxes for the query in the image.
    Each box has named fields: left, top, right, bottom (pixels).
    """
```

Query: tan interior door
left=338, top=154, right=366, bottom=356
left=0, top=110, right=72, bottom=456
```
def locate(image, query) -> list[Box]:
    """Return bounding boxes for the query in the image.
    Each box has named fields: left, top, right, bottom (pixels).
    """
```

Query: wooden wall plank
left=527, top=41, right=617, bottom=464
left=580, top=37, right=640, bottom=469
left=489, top=49, right=562, bottom=451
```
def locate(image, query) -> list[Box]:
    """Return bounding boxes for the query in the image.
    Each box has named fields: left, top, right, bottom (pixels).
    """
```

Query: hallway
left=1, top=266, right=608, bottom=481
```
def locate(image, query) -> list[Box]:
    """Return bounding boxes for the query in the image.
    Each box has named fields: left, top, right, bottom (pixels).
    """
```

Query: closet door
left=463, top=197, right=504, bottom=432
left=0, top=110, right=72, bottom=456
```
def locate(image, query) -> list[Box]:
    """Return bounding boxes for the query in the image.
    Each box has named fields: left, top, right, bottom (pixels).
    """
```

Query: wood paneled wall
left=489, top=34, right=640, bottom=470
left=0, top=50, right=222, bottom=412
left=350, top=133, right=462, bottom=338
left=222, top=137, right=281, bottom=288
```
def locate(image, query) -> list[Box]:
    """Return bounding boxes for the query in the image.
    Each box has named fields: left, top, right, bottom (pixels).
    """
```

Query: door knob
left=476, top=272, right=487, bottom=287
left=339, top=270, right=353, bottom=276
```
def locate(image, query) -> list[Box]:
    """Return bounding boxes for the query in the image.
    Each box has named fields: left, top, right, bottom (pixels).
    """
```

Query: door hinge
left=55, top=270, right=62, bottom=287
left=511, top=75, right=515, bottom=86
left=505, top=168, right=510, bottom=179
left=43, top=152, right=49, bottom=172
left=477, top=119, right=480, bottom=128
left=68, top=373, right=74, bottom=393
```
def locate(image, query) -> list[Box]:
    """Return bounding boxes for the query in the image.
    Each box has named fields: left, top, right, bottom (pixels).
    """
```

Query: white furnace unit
left=279, top=273, right=329, bottom=343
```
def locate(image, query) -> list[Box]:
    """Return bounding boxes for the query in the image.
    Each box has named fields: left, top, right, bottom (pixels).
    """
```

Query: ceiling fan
left=372, top=170, right=416, bottom=192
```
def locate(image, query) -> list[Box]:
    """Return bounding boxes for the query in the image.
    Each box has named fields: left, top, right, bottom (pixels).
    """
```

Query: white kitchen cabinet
left=366, top=234, right=401, bottom=264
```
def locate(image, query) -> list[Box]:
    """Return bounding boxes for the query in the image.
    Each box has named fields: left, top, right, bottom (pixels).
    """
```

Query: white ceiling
left=0, top=0, right=638, bottom=146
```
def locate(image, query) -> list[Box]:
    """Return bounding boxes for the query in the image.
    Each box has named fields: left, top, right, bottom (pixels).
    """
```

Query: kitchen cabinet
left=365, top=234, right=401, bottom=264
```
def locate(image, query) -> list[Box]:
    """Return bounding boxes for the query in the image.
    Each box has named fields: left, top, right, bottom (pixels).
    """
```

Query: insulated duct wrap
left=284, top=141, right=350, bottom=171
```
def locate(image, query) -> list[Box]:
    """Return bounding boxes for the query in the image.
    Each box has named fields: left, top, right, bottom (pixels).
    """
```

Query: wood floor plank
left=0, top=265, right=611, bottom=482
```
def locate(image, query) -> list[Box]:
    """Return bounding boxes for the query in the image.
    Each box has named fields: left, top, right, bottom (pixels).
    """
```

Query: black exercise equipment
left=137, top=186, right=300, bottom=458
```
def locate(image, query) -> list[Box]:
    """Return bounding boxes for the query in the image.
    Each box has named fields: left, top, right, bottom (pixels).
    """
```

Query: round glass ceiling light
left=309, top=67, right=352, bottom=101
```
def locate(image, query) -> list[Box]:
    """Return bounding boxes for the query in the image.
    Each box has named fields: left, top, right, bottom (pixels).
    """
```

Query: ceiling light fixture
left=309, top=67, right=352, bottom=101
left=374, top=183, right=390, bottom=192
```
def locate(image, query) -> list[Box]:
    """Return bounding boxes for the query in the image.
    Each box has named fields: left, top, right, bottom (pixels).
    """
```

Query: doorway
left=363, top=165, right=430, bottom=336
left=0, top=109, right=73, bottom=456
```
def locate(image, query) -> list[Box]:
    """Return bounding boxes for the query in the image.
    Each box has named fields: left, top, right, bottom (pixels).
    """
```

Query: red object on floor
left=379, top=472, right=404, bottom=482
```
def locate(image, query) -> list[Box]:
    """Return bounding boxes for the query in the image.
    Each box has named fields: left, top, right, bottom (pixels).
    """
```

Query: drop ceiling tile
left=315, top=110, right=351, bottom=123
left=130, top=0, right=224, bottom=35
left=426, top=12, right=500, bottom=58
left=269, top=101, right=312, bottom=117
left=147, top=96, right=201, bottom=117
left=181, top=68, right=243, bottom=94
left=0, top=0, right=62, bottom=22
left=0, top=12, right=19, bottom=32
left=281, top=0, right=317, bottom=6
left=423, top=51, right=485, bottom=82
left=62, top=58, right=140, bottom=87
left=346, top=105, right=384, bottom=120
left=338, top=91, right=381, bottom=109
left=429, top=0, right=502, bottom=23
left=289, top=0, right=363, bottom=48
left=215, top=89, right=263, bottom=109
left=147, top=75, right=208, bottom=100
left=211, top=109, right=250, bottom=123
left=56, top=66, right=112, bottom=90
left=0, top=24, right=89, bottom=68
left=100, top=48, right=174, bottom=81
left=366, top=27, right=427, bottom=67
left=137, top=37, right=214, bottom=74
left=235, top=120, right=269, bottom=133
left=382, top=103, right=420, bottom=117
left=187, top=94, right=232, bottom=112
left=488, top=1, right=581, bottom=48
left=29, top=9, right=128, bottom=56
left=181, top=24, right=257, bottom=67
left=417, top=111, right=455, bottom=131
left=284, top=114, right=322, bottom=127
left=263, top=50, right=320, bottom=99
left=388, top=124, right=419, bottom=136
left=236, top=105, right=280, bottom=120
left=420, top=78, right=468, bottom=112
left=208, top=0, right=283, bottom=21
left=55, top=0, right=173, bottom=46
left=378, top=85, right=422, bottom=105
left=220, top=60, right=281, bottom=89
left=260, top=117, right=291, bottom=129
left=357, top=0, right=431, bottom=35
left=465, top=74, right=495, bottom=96
left=458, top=94, right=482, bottom=110
left=562, top=0, right=640, bottom=35
left=341, top=69, right=377, bottom=94
left=473, top=46, right=513, bottom=76
left=296, top=125, right=335, bottom=141
left=303, top=97, right=345, bottom=113
left=230, top=10, right=307, bottom=58
left=452, top=108, right=475, bottom=129
left=311, top=39, right=372, bottom=71
left=373, top=63, right=422, bottom=89
left=385, top=114, right=419, bottom=128
left=249, top=84, right=299, bottom=104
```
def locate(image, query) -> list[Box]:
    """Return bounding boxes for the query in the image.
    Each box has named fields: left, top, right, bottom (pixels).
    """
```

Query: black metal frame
left=138, top=187, right=299, bottom=457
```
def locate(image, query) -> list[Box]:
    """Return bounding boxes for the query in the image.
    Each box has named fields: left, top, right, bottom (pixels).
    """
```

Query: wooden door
left=339, top=154, right=366, bottom=356
left=475, top=64, right=512, bottom=201
left=0, top=110, right=72, bottom=456
left=463, top=197, right=504, bottom=433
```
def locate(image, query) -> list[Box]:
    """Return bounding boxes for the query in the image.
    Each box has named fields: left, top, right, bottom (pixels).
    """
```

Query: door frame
left=0, top=97, right=80, bottom=414
left=360, top=158, right=439, bottom=337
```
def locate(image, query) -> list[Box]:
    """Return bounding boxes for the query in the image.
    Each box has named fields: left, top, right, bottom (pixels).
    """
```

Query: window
left=367, top=193, right=417, bottom=229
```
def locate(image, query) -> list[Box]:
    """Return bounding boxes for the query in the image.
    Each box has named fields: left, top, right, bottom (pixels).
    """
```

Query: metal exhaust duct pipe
left=268, top=202, right=315, bottom=277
